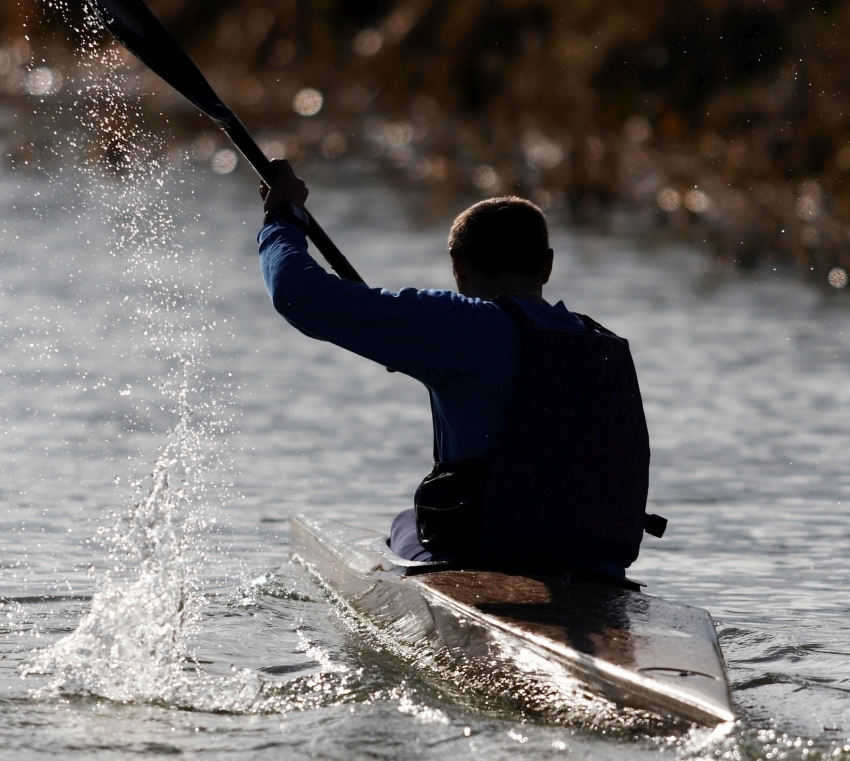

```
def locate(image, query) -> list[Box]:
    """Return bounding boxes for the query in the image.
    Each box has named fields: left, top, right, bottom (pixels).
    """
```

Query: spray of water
left=13, top=0, right=374, bottom=717
left=20, top=0, right=252, bottom=707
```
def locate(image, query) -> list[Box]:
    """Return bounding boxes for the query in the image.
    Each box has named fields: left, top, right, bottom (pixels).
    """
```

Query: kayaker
left=259, top=159, right=658, bottom=577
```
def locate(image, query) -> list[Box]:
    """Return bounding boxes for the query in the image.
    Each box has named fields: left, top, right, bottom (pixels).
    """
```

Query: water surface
left=1, top=110, right=850, bottom=758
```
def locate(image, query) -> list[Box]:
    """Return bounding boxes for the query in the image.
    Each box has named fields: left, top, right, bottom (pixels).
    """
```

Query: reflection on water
left=1, top=24, right=850, bottom=754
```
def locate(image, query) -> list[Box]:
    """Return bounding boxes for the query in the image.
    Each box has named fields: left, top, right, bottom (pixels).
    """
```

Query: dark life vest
left=415, top=297, right=658, bottom=568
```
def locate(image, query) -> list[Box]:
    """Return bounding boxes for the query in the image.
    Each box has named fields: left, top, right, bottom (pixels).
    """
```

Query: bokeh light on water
left=657, top=187, right=682, bottom=212
left=352, top=28, right=383, bottom=58
left=320, top=132, right=346, bottom=160
left=210, top=148, right=237, bottom=175
left=292, top=87, right=323, bottom=117
left=472, top=164, right=501, bottom=192
left=829, top=267, right=848, bottom=288
left=24, top=65, right=61, bottom=96
left=684, top=190, right=710, bottom=214
left=522, top=128, right=565, bottom=170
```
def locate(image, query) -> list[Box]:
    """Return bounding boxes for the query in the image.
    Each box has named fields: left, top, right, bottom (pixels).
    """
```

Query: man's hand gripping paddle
left=89, top=0, right=365, bottom=285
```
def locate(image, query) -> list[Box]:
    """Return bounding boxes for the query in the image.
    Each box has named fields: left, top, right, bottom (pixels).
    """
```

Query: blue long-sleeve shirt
left=257, top=220, right=588, bottom=462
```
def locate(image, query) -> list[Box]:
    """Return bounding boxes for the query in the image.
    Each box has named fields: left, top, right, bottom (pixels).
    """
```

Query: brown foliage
left=6, top=0, right=850, bottom=278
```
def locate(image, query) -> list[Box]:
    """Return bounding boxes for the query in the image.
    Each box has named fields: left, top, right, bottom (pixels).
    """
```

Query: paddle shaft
left=216, top=119, right=366, bottom=285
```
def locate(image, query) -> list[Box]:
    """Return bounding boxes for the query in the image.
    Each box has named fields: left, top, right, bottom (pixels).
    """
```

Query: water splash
left=21, top=0, right=240, bottom=707
left=27, top=469, right=189, bottom=701
left=17, top=0, right=368, bottom=718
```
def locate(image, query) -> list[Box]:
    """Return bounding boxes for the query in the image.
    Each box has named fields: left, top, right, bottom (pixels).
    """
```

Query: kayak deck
left=290, top=514, right=735, bottom=727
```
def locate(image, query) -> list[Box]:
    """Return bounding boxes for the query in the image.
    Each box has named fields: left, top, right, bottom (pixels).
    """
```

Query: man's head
left=448, top=196, right=553, bottom=301
left=449, top=196, right=551, bottom=278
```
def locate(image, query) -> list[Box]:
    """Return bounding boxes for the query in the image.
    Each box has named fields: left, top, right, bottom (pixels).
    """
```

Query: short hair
left=448, top=196, right=550, bottom=278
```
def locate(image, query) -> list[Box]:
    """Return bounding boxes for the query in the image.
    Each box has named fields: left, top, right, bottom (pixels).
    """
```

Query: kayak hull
left=290, top=514, right=735, bottom=727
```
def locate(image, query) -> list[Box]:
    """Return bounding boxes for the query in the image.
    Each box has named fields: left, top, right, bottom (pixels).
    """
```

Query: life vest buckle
left=644, top=513, right=668, bottom=538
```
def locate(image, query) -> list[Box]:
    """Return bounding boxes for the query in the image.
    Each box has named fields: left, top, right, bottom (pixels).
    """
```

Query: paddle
left=89, top=0, right=365, bottom=285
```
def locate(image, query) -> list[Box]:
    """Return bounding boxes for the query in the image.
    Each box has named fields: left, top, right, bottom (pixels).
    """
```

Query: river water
left=2, top=71, right=850, bottom=758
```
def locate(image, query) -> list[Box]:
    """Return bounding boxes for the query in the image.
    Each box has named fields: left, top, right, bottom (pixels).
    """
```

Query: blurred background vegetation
left=3, top=0, right=850, bottom=283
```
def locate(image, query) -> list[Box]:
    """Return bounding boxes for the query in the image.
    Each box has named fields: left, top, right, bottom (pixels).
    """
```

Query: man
left=259, top=160, right=657, bottom=577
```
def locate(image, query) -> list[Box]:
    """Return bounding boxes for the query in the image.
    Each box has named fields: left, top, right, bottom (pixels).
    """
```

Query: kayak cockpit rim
left=371, top=535, right=646, bottom=590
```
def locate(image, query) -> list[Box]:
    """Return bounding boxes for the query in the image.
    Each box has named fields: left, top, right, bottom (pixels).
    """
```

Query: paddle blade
left=89, top=0, right=232, bottom=125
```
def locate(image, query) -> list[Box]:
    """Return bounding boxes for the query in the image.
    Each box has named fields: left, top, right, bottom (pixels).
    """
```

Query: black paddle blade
left=89, top=0, right=232, bottom=126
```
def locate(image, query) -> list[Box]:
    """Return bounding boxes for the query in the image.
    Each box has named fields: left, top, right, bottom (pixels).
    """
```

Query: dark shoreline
left=4, top=0, right=850, bottom=290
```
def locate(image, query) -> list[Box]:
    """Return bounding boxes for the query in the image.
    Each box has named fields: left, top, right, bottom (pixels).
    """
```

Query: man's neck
left=458, top=276, right=548, bottom=305
left=451, top=253, right=552, bottom=305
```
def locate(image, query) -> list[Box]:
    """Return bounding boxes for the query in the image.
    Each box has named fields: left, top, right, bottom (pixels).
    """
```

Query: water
left=2, top=35, right=850, bottom=761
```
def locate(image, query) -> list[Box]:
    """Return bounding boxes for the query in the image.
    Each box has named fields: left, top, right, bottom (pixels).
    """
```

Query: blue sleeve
left=257, top=220, right=515, bottom=388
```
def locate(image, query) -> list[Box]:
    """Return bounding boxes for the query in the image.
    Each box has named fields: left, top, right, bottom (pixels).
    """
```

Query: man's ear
left=450, top=251, right=467, bottom=288
left=541, top=248, right=554, bottom=285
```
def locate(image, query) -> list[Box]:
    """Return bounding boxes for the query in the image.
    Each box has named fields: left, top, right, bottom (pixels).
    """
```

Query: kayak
left=290, top=514, right=735, bottom=727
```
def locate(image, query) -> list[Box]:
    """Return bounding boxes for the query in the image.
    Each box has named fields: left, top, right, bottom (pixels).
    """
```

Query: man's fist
left=259, top=158, right=309, bottom=214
